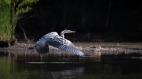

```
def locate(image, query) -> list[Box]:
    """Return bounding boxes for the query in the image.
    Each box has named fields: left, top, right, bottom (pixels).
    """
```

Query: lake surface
left=0, top=43, right=142, bottom=79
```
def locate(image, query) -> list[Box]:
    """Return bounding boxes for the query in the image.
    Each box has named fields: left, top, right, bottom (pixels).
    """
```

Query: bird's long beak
left=68, top=30, right=76, bottom=33
left=62, top=29, right=76, bottom=34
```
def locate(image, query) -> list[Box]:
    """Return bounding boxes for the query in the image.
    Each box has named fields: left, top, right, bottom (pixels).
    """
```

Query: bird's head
left=61, top=29, right=76, bottom=34
left=60, top=29, right=75, bottom=38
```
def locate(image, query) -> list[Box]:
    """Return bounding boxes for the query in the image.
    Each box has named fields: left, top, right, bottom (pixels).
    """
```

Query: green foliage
left=0, top=0, right=38, bottom=41
left=0, top=0, right=11, bottom=40
left=15, top=0, right=38, bottom=15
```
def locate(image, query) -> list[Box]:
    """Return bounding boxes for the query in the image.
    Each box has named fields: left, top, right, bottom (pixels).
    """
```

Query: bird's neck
left=61, top=32, right=65, bottom=39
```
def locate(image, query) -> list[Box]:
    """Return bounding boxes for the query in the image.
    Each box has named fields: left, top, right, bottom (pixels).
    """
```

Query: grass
left=0, top=2, right=13, bottom=41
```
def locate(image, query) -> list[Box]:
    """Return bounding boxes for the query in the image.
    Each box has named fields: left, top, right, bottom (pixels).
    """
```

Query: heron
left=29, top=29, right=84, bottom=57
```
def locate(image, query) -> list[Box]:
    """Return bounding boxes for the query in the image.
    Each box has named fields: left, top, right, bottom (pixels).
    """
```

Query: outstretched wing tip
left=34, top=43, right=49, bottom=55
left=76, top=51, right=85, bottom=57
left=58, top=44, right=85, bottom=57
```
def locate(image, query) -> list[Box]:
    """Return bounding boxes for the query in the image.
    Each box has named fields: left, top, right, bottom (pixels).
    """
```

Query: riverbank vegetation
left=0, top=0, right=38, bottom=45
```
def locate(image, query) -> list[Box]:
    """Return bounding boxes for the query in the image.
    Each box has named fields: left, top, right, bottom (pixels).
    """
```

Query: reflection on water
left=0, top=51, right=142, bottom=79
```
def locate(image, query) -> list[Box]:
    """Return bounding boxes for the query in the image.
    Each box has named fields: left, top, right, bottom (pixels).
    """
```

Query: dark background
left=15, top=0, right=142, bottom=42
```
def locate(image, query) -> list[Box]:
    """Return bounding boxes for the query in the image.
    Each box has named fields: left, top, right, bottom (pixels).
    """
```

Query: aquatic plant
left=0, top=0, right=38, bottom=41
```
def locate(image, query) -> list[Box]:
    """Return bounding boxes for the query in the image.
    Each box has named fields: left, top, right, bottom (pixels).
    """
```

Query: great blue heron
left=29, top=29, right=84, bottom=56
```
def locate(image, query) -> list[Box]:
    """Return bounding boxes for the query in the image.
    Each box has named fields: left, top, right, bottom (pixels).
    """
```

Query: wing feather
left=34, top=36, right=49, bottom=54
left=59, top=45, right=84, bottom=56
left=47, top=36, right=84, bottom=56
left=35, top=44, right=49, bottom=54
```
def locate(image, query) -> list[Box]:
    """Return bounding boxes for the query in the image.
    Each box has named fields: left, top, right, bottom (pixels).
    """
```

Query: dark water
left=0, top=53, right=142, bottom=79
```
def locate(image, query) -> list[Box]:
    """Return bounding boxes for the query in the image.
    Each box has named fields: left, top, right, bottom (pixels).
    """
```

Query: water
left=0, top=43, right=142, bottom=79
left=0, top=54, right=142, bottom=79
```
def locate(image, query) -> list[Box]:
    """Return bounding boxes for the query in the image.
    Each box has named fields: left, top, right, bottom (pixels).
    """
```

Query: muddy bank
left=0, top=42, right=142, bottom=62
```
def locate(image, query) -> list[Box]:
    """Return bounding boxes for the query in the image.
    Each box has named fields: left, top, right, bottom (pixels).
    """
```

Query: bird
left=28, top=29, right=84, bottom=57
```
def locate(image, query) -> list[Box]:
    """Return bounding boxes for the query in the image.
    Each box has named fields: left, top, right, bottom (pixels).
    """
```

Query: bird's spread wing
left=35, top=43, right=49, bottom=54
left=47, top=36, right=84, bottom=56
left=34, top=32, right=84, bottom=56
left=34, top=37, right=49, bottom=54
left=58, top=44, right=84, bottom=56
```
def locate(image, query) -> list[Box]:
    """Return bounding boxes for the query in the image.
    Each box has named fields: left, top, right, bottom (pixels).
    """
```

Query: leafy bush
left=0, top=0, right=38, bottom=41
